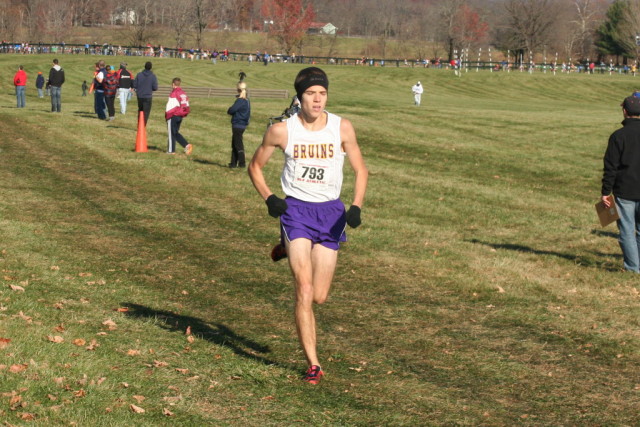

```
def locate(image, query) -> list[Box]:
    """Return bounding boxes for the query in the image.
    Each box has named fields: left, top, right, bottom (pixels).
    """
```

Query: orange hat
left=38, top=71, right=42, bottom=74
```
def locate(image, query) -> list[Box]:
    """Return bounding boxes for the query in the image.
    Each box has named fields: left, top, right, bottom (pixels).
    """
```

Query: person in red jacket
left=13, top=65, right=27, bottom=108
left=165, top=77, right=192, bottom=155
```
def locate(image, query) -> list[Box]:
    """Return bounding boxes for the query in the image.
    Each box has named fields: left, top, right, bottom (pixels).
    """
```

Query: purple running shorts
left=280, top=197, right=347, bottom=250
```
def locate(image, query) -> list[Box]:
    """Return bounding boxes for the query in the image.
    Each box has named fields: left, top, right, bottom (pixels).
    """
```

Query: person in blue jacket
left=226, top=81, right=250, bottom=168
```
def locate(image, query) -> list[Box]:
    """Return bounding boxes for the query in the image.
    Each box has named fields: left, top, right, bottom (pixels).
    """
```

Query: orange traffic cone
left=135, top=111, right=148, bottom=153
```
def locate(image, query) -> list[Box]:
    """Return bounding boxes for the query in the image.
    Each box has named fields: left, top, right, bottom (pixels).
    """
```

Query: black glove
left=266, top=194, right=288, bottom=218
left=345, top=205, right=362, bottom=228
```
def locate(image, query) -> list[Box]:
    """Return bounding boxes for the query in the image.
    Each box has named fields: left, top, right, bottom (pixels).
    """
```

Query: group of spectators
left=12, top=59, right=65, bottom=111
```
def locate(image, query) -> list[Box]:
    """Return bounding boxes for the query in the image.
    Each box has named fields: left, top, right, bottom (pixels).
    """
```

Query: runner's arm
left=341, top=118, right=368, bottom=208
left=248, top=122, right=287, bottom=201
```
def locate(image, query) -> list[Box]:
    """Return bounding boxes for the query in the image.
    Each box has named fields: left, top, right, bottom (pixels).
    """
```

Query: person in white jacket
left=412, top=81, right=424, bottom=106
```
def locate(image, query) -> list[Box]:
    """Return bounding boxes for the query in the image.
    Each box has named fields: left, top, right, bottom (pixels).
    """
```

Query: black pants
left=137, top=97, right=152, bottom=125
left=167, top=116, right=188, bottom=153
left=230, top=127, right=246, bottom=167
left=105, top=95, right=115, bottom=118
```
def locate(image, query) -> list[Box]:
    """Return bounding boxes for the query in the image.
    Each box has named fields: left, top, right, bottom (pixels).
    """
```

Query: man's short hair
left=53, top=59, right=58, bottom=64
left=145, top=61, right=152, bottom=70
left=172, top=77, right=181, bottom=86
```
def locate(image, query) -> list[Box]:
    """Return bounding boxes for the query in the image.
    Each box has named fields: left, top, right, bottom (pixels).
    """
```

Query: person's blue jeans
left=118, top=88, right=129, bottom=114
left=50, top=86, right=61, bottom=112
left=615, top=197, right=640, bottom=273
left=15, top=86, right=25, bottom=108
left=94, top=90, right=106, bottom=119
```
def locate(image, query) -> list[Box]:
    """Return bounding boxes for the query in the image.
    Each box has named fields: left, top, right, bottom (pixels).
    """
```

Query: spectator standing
left=48, top=58, right=65, bottom=113
left=104, top=66, right=118, bottom=121
left=13, top=65, right=27, bottom=108
left=82, top=80, right=88, bottom=96
left=226, top=81, right=250, bottom=168
left=412, top=81, right=423, bottom=106
left=164, top=77, right=192, bottom=155
left=93, top=60, right=107, bottom=120
left=35, top=72, right=45, bottom=98
left=116, top=62, right=133, bottom=114
left=601, top=95, right=640, bottom=273
left=133, top=61, right=158, bottom=126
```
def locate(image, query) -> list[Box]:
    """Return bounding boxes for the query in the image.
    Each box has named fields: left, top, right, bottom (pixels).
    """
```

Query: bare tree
left=127, top=0, right=157, bottom=46
left=193, top=0, right=217, bottom=49
left=502, top=0, right=560, bottom=56
left=168, top=0, right=193, bottom=48
left=45, top=0, right=73, bottom=42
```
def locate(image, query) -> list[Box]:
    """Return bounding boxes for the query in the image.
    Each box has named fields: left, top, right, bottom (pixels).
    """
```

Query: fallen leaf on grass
left=54, top=324, right=66, bottom=332
left=132, top=395, right=145, bottom=403
left=47, top=336, right=64, bottom=344
left=114, top=307, right=129, bottom=312
left=496, top=286, right=505, bottom=293
left=97, top=377, right=106, bottom=385
left=47, top=394, right=57, bottom=401
left=19, top=412, right=36, bottom=420
left=130, top=404, right=145, bottom=414
left=73, top=339, right=86, bottom=346
left=127, top=349, right=141, bottom=356
left=163, top=396, right=182, bottom=404
left=73, top=389, right=86, bottom=398
left=9, top=284, right=25, bottom=292
left=85, top=339, right=99, bottom=351
left=101, top=319, right=117, bottom=330
left=154, top=360, right=169, bottom=368
left=120, top=382, right=129, bottom=388
left=18, top=312, right=32, bottom=322
left=9, top=394, right=22, bottom=407
left=78, top=272, right=92, bottom=277
left=162, top=408, right=175, bottom=416
left=0, top=338, right=10, bottom=349
left=175, top=368, right=189, bottom=375
left=53, top=303, right=64, bottom=309
left=50, top=266, right=60, bottom=271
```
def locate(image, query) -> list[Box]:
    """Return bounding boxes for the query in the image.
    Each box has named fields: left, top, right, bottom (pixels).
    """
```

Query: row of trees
left=2, top=0, right=640, bottom=63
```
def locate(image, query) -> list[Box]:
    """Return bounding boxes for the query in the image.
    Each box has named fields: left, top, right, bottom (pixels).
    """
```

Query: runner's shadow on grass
left=467, top=239, right=621, bottom=271
left=121, top=302, right=279, bottom=366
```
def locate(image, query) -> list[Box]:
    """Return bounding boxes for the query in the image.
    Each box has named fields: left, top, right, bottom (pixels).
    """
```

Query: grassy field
left=0, top=55, right=639, bottom=425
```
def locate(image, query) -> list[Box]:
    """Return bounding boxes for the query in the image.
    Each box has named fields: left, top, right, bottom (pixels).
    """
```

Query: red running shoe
left=302, top=365, right=324, bottom=385
left=270, top=243, right=287, bottom=262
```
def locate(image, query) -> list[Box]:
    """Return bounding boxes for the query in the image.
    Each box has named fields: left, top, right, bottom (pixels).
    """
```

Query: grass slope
left=0, top=55, right=638, bottom=425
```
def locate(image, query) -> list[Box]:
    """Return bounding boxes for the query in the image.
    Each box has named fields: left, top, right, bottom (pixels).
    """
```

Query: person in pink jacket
left=13, top=65, right=27, bottom=108
left=165, top=77, right=192, bottom=155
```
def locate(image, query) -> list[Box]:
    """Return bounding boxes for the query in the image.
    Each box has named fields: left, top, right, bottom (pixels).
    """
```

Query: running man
left=248, top=67, right=368, bottom=384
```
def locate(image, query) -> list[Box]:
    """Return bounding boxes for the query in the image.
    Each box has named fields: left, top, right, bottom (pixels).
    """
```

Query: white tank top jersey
left=281, top=112, right=346, bottom=202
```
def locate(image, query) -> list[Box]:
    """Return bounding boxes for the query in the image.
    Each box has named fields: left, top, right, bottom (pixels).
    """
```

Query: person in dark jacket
left=226, top=81, right=250, bottom=168
left=93, top=60, right=107, bottom=119
left=601, top=95, right=640, bottom=273
left=133, top=61, right=158, bottom=126
left=35, top=72, right=45, bottom=98
left=48, top=58, right=65, bottom=113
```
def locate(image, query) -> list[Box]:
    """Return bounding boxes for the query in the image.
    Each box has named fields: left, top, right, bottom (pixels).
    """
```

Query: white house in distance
left=307, top=22, right=337, bottom=35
